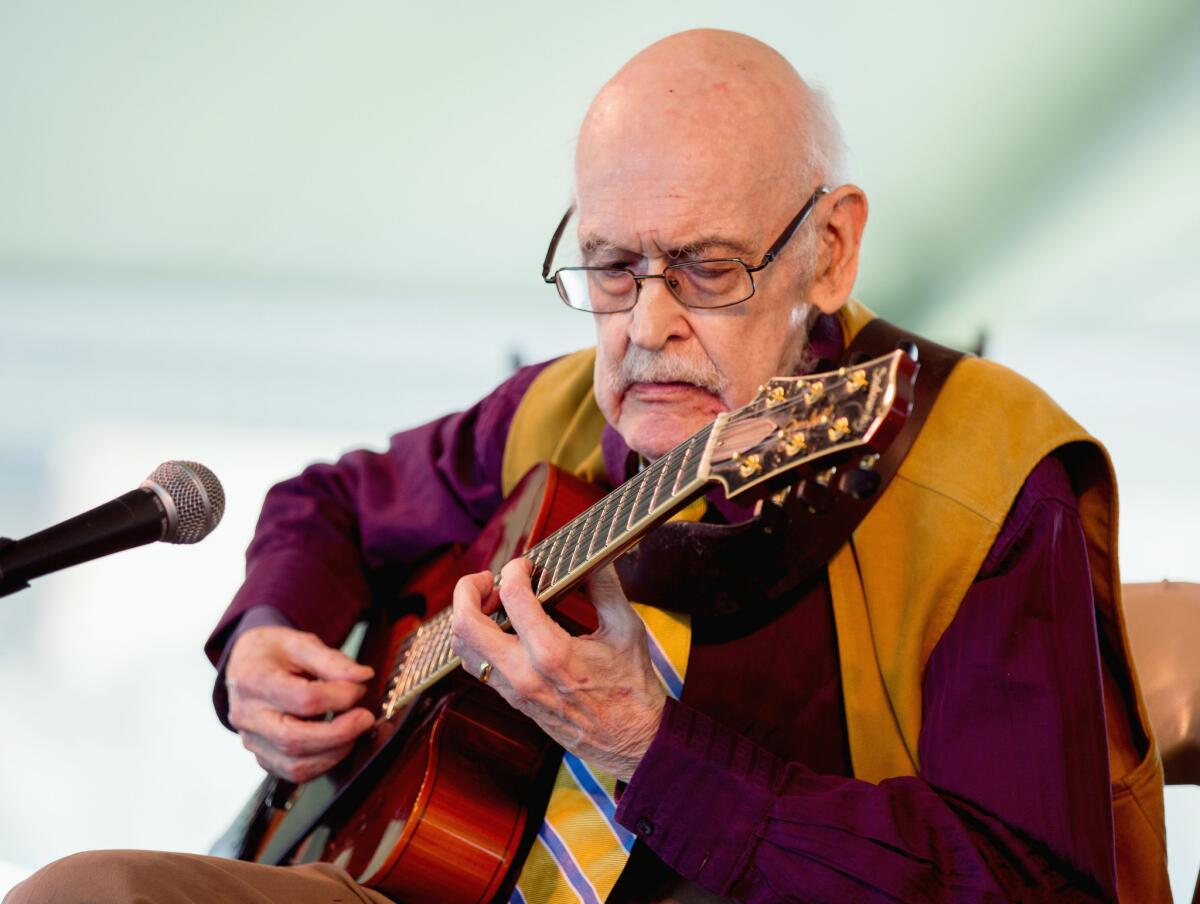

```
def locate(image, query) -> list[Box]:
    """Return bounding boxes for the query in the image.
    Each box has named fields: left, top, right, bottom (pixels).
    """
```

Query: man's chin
left=618, top=400, right=725, bottom=460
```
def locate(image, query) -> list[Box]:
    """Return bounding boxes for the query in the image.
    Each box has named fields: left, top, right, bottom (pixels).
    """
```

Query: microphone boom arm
left=0, top=537, right=29, bottom=597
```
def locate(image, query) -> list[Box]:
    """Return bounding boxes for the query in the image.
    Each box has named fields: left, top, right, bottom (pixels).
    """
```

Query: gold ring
left=478, top=660, right=493, bottom=684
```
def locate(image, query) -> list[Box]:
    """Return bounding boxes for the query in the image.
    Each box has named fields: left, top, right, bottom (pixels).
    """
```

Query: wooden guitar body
left=236, top=463, right=604, bottom=903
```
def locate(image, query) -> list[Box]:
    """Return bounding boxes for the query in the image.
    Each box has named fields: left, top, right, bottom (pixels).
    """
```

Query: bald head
left=576, top=29, right=842, bottom=228
left=575, top=31, right=866, bottom=461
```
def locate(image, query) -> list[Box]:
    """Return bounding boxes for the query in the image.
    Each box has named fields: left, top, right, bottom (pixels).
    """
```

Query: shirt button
left=634, top=817, right=654, bottom=837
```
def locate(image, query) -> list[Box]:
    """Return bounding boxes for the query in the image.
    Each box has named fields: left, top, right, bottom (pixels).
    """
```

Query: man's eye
left=591, top=269, right=635, bottom=292
left=683, top=261, right=741, bottom=279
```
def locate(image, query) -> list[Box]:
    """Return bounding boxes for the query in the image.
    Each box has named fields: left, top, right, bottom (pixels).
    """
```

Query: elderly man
left=7, top=28, right=1168, bottom=904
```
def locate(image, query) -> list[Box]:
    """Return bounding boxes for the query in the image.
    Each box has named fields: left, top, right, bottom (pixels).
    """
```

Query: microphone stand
left=0, top=538, right=30, bottom=597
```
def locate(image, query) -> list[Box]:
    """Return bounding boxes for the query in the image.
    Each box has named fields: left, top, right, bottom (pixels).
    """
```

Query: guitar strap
left=614, top=316, right=966, bottom=627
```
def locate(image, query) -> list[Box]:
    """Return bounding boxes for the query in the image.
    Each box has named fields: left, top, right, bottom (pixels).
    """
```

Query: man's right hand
left=225, top=626, right=375, bottom=783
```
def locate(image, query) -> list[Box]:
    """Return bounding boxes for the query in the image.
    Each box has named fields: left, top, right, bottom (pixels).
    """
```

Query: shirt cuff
left=211, top=605, right=294, bottom=731
left=614, top=698, right=780, bottom=895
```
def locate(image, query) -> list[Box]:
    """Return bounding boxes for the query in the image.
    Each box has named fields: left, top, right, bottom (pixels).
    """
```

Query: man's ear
left=807, top=184, right=868, bottom=314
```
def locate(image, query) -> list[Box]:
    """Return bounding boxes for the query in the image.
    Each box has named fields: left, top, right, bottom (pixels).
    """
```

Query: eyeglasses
left=541, top=186, right=830, bottom=314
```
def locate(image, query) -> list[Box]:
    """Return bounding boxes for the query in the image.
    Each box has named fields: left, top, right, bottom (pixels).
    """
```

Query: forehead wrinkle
left=674, top=234, right=757, bottom=258
left=578, top=227, right=667, bottom=261
left=578, top=223, right=758, bottom=261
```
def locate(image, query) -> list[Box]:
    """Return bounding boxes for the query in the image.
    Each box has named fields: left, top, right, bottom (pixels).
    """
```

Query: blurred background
left=1, top=0, right=1197, bottom=898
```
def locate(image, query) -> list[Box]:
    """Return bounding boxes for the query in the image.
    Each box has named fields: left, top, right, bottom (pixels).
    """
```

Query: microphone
left=0, top=461, right=225, bottom=597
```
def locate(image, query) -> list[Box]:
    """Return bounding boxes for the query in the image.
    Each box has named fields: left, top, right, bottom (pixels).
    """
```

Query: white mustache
left=611, top=345, right=727, bottom=397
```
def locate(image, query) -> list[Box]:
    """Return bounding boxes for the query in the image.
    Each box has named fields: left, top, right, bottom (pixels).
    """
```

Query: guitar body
left=236, top=463, right=605, bottom=903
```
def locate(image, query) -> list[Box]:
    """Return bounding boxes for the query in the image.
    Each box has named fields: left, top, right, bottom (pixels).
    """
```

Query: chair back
left=1123, top=581, right=1200, bottom=786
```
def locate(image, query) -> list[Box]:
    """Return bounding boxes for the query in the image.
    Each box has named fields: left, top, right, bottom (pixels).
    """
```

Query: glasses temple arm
left=749, top=185, right=831, bottom=271
left=541, top=205, right=576, bottom=280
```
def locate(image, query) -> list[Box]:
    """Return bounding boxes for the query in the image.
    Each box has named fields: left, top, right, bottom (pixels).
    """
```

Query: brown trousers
left=3, top=850, right=743, bottom=904
left=4, top=850, right=395, bottom=904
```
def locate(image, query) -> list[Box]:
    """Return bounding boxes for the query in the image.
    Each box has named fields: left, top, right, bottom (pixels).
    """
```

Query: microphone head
left=141, top=461, right=225, bottom=544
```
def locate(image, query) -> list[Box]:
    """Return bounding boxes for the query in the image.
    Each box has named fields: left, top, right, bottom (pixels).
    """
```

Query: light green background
left=1, top=2, right=1197, bottom=898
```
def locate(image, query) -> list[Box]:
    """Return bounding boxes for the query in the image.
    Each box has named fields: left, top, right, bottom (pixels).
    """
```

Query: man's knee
left=5, top=849, right=167, bottom=903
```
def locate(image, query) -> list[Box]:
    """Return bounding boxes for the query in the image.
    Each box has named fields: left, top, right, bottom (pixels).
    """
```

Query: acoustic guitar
left=219, top=349, right=916, bottom=903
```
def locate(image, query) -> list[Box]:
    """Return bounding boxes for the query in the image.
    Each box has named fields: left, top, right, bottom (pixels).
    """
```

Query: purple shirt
left=612, top=455, right=1115, bottom=902
left=208, top=329, right=1118, bottom=901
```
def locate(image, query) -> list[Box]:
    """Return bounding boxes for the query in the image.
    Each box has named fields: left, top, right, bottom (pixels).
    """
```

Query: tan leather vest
left=501, top=300, right=1170, bottom=901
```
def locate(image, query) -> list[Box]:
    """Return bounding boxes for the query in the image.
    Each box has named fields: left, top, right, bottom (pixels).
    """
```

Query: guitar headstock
left=705, top=349, right=916, bottom=501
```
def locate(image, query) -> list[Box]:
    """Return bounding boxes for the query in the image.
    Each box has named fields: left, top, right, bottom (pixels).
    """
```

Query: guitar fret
left=613, top=472, right=644, bottom=534
left=683, top=427, right=711, bottom=484
left=553, top=516, right=586, bottom=583
left=523, top=546, right=542, bottom=571
left=525, top=546, right=548, bottom=594
left=657, top=447, right=688, bottom=507
left=589, top=498, right=615, bottom=557
left=632, top=462, right=661, bottom=523
left=407, top=628, right=433, bottom=690
left=672, top=440, right=694, bottom=495
left=578, top=501, right=606, bottom=567
left=394, top=670, right=411, bottom=698
left=434, top=646, right=453, bottom=680
left=629, top=468, right=653, bottom=527
left=417, top=619, right=445, bottom=683
left=530, top=528, right=556, bottom=593
left=602, top=489, right=623, bottom=543
left=545, top=520, right=573, bottom=585
left=429, top=614, right=452, bottom=676
left=567, top=504, right=600, bottom=573
left=398, top=629, right=423, bottom=691
left=390, top=635, right=414, bottom=680
left=586, top=492, right=617, bottom=559
left=542, top=531, right=567, bottom=589
left=606, top=483, right=632, bottom=544
left=545, top=524, right=574, bottom=588
left=397, top=636, right=422, bottom=694
left=529, top=559, right=546, bottom=595
left=646, top=459, right=672, bottom=514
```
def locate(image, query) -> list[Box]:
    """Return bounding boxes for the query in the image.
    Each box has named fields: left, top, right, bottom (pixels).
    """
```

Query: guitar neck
left=524, top=421, right=717, bottom=602
left=380, top=422, right=720, bottom=718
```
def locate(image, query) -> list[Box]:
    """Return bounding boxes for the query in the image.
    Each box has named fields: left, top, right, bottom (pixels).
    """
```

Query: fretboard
left=380, top=422, right=717, bottom=718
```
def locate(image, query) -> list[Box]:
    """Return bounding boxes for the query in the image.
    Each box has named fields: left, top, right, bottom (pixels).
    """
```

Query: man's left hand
left=450, top=558, right=667, bottom=782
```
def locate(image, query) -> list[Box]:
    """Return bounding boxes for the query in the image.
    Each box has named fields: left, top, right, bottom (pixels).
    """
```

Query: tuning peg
left=796, top=476, right=834, bottom=514
left=811, top=357, right=836, bottom=373
left=839, top=465, right=882, bottom=499
left=753, top=486, right=794, bottom=534
left=896, top=340, right=919, bottom=363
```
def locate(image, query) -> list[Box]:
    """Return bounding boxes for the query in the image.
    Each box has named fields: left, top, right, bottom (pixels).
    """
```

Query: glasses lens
left=556, top=268, right=637, bottom=313
left=665, top=260, right=753, bottom=308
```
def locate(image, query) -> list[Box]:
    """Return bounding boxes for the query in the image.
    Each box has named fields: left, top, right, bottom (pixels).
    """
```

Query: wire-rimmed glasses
left=541, top=186, right=830, bottom=313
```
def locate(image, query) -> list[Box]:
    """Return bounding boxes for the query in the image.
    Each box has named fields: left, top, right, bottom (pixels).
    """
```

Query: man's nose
left=627, top=275, right=690, bottom=350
